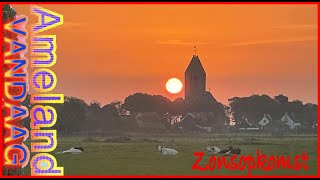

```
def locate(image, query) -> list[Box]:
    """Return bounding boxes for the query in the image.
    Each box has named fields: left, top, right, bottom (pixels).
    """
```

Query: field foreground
left=24, top=134, right=317, bottom=176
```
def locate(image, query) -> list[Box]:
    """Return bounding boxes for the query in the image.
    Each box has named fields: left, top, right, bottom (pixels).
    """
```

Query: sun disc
left=166, top=78, right=183, bottom=94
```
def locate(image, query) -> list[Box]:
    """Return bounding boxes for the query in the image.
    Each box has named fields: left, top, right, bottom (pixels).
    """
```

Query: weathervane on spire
left=194, top=46, right=197, bottom=56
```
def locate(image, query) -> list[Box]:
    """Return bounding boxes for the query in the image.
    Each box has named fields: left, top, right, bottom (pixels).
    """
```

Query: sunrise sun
left=166, top=78, right=183, bottom=94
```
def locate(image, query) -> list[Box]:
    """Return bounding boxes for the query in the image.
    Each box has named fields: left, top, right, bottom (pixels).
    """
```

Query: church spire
left=185, top=47, right=206, bottom=103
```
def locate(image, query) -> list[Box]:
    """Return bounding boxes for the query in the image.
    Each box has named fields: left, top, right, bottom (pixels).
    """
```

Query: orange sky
left=12, top=4, right=318, bottom=105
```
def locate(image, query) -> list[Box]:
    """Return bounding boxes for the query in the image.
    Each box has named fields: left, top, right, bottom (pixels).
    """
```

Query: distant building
left=257, top=114, right=289, bottom=133
left=263, top=118, right=290, bottom=134
left=237, top=118, right=260, bottom=131
left=258, top=113, right=300, bottom=133
left=281, top=112, right=301, bottom=130
left=177, top=113, right=199, bottom=132
left=186, top=112, right=215, bottom=123
left=312, top=123, right=318, bottom=134
left=182, top=52, right=226, bottom=130
left=258, top=114, right=272, bottom=130
left=135, top=112, right=165, bottom=131
left=185, top=54, right=217, bottom=105
left=195, top=125, right=212, bottom=133
left=177, top=112, right=213, bottom=133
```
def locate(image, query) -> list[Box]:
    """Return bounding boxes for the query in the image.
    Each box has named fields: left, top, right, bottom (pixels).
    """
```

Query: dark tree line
left=228, top=94, right=317, bottom=129
left=21, top=95, right=137, bottom=134
left=3, top=4, right=317, bottom=137
left=18, top=93, right=318, bottom=135
left=19, top=92, right=229, bottom=134
left=122, top=93, right=227, bottom=130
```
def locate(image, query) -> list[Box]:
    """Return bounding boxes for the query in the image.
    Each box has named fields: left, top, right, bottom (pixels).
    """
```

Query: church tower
left=185, top=52, right=206, bottom=103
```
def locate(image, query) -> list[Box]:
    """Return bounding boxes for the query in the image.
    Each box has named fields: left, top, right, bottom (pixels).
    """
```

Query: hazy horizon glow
left=12, top=4, right=318, bottom=106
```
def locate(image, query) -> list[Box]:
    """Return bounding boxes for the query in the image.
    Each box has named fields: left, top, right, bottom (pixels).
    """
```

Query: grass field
left=23, top=134, right=318, bottom=176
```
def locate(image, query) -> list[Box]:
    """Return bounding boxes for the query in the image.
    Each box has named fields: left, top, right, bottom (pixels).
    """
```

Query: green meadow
left=23, top=134, right=317, bottom=176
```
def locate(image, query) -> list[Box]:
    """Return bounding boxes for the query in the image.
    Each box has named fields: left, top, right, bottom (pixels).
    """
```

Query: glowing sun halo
left=166, top=78, right=183, bottom=94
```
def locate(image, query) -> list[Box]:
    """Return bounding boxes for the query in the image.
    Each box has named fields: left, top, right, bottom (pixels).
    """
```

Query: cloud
left=156, top=39, right=208, bottom=46
left=272, top=24, right=317, bottom=30
left=225, top=36, right=317, bottom=47
left=155, top=36, right=317, bottom=48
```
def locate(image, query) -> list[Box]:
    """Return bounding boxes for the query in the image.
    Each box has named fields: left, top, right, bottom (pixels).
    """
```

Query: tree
left=229, top=94, right=282, bottom=125
left=57, top=97, right=87, bottom=134
left=100, top=101, right=121, bottom=130
left=170, top=98, right=186, bottom=114
left=122, top=93, right=184, bottom=130
left=3, top=5, right=16, bottom=22
left=122, top=93, right=171, bottom=113
left=274, top=94, right=289, bottom=104
left=228, top=94, right=317, bottom=131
